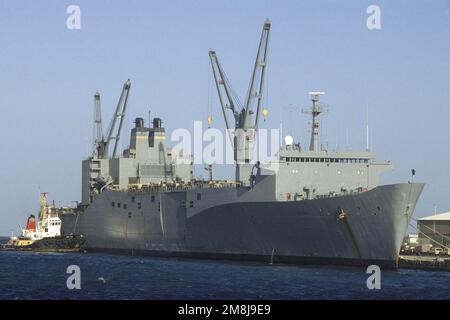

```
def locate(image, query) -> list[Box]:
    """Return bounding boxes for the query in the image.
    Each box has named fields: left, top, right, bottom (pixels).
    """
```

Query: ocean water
left=1, top=245, right=450, bottom=300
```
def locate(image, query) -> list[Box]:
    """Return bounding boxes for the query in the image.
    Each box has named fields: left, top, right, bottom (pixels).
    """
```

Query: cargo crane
left=209, top=19, right=271, bottom=185
left=84, top=79, right=131, bottom=205
left=92, top=79, right=131, bottom=159
left=92, top=92, right=104, bottom=158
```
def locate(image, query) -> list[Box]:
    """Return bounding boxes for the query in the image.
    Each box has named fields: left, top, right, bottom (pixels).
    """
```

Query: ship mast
left=303, top=92, right=327, bottom=152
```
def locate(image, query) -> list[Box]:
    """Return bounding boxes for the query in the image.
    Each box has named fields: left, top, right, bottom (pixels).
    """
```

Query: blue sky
left=0, top=0, right=449, bottom=235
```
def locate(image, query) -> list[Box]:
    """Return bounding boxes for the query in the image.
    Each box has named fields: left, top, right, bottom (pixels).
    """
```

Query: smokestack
left=153, top=118, right=162, bottom=129
left=135, top=117, right=144, bottom=128
left=25, top=215, right=36, bottom=231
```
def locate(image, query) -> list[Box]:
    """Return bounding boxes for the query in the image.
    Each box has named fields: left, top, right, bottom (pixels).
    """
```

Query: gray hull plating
left=62, top=182, right=424, bottom=268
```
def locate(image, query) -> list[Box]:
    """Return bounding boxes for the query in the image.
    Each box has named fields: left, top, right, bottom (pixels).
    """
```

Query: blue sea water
left=1, top=244, right=449, bottom=300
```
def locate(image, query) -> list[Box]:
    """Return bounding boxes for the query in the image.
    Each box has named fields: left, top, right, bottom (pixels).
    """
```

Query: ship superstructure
left=82, top=81, right=192, bottom=206
left=60, top=20, right=424, bottom=268
left=260, top=91, right=393, bottom=201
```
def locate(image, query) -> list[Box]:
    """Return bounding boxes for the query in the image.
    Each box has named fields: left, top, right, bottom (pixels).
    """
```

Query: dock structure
left=417, top=212, right=450, bottom=248
left=399, top=255, right=450, bottom=271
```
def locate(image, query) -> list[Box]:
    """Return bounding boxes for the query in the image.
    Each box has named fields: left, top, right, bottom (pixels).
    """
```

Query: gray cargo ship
left=61, top=20, right=424, bottom=268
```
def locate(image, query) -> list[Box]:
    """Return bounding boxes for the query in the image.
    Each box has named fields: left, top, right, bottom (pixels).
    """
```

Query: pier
left=399, top=255, right=450, bottom=271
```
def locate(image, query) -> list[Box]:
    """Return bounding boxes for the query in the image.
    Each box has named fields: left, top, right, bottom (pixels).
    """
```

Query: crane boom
left=208, top=50, right=238, bottom=132
left=245, top=19, right=270, bottom=130
left=92, top=92, right=104, bottom=158
left=209, top=19, right=270, bottom=133
left=112, top=80, right=131, bottom=158
left=103, top=79, right=131, bottom=159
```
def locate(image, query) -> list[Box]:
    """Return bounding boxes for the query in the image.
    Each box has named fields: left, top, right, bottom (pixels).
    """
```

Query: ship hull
left=62, top=182, right=424, bottom=269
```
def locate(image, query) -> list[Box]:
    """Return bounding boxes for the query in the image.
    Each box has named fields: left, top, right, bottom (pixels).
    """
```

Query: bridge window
left=151, top=195, right=155, bottom=202
left=117, top=203, right=121, bottom=208
left=137, top=202, right=142, bottom=209
left=131, top=196, right=135, bottom=203
left=111, top=202, right=115, bottom=207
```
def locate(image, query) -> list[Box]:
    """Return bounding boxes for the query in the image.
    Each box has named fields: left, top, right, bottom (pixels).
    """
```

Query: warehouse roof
left=418, top=212, right=450, bottom=221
